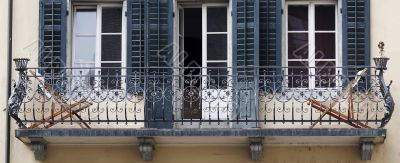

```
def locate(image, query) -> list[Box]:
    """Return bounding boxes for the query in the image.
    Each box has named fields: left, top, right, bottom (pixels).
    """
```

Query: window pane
left=207, top=34, right=227, bottom=60
left=207, top=62, right=228, bottom=89
left=288, top=33, right=308, bottom=59
left=102, top=7, right=122, bottom=33
left=315, top=5, right=335, bottom=31
left=74, top=36, right=96, bottom=64
left=75, top=9, right=96, bottom=35
left=315, top=33, right=335, bottom=59
left=72, top=67, right=96, bottom=90
left=101, top=35, right=122, bottom=61
left=207, top=7, right=227, bottom=32
left=315, top=61, right=336, bottom=87
left=101, top=63, right=121, bottom=89
left=288, top=5, right=308, bottom=31
left=288, top=61, right=309, bottom=88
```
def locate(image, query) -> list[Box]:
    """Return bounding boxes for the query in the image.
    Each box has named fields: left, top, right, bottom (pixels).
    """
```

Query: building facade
left=1, top=0, right=400, bottom=163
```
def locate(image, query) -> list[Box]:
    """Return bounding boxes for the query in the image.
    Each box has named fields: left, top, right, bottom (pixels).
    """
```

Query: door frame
left=201, top=3, right=232, bottom=72
left=174, top=2, right=233, bottom=124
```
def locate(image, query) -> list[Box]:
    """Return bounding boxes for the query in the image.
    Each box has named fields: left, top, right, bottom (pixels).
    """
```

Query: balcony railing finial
left=13, top=58, right=30, bottom=72
left=374, top=41, right=390, bottom=70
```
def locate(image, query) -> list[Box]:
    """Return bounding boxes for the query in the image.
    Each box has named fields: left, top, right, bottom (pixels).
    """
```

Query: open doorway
left=182, top=8, right=202, bottom=119
left=177, top=4, right=231, bottom=126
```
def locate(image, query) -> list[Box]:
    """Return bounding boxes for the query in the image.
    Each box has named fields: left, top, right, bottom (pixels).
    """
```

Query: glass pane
left=179, top=8, right=184, bottom=35
left=315, top=61, right=336, bottom=87
left=207, top=7, right=227, bottom=32
left=75, top=9, right=96, bottom=35
left=74, top=36, right=96, bottom=63
left=102, top=7, right=122, bottom=33
left=101, top=63, right=121, bottom=89
left=207, top=34, right=227, bottom=60
left=101, top=35, right=122, bottom=61
left=207, top=62, right=228, bottom=89
left=315, top=33, right=335, bottom=59
left=288, top=61, right=309, bottom=88
left=288, top=5, right=308, bottom=31
left=288, top=33, right=308, bottom=59
left=315, top=5, right=335, bottom=31
left=72, top=66, right=96, bottom=90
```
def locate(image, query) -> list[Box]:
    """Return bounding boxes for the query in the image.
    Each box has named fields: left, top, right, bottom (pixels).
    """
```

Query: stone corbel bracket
left=138, top=137, right=155, bottom=161
left=360, top=137, right=384, bottom=161
left=249, top=137, right=264, bottom=161
left=29, top=137, right=48, bottom=161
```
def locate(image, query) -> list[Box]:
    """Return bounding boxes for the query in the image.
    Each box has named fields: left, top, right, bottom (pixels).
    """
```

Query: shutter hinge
left=281, top=9, right=284, bottom=15
left=173, top=12, right=175, bottom=18
left=66, top=10, right=69, bottom=16
left=340, top=8, right=342, bottom=14
left=125, top=11, right=127, bottom=16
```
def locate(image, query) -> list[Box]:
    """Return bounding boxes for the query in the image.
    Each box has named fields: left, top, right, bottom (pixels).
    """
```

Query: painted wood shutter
left=127, top=0, right=174, bottom=128
left=39, top=0, right=67, bottom=82
left=232, top=0, right=259, bottom=127
left=127, top=0, right=146, bottom=77
left=342, top=0, right=371, bottom=89
left=259, top=0, right=282, bottom=89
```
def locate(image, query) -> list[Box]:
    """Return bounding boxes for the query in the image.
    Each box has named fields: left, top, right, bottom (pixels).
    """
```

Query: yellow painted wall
left=4, top=0, right=400, bottom=163
left=39, top=145, right=373, bottom=163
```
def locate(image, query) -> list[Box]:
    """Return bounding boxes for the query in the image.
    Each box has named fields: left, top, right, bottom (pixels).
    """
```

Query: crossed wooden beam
left=28, top=70, right=92, bottom=129
left=308, top=68, right=370, bottom=128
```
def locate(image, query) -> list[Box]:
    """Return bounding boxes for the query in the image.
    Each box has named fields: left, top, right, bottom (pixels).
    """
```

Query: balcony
left=8, top=58, right=394, bottom=161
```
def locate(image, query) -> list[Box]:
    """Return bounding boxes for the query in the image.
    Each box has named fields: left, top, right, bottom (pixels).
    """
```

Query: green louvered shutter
left=127, top=0, right=173, bottom=128
left=232, top=0, right=259, bottom=128
left=342, top=0, right=371, bottom=90
left=127, top=0, right=146, bottom=78
left=145, top=0, right=174, bottom=128
left=259, top=0, right=282, bottom=90
left=39, top=0, right=67, bottom=83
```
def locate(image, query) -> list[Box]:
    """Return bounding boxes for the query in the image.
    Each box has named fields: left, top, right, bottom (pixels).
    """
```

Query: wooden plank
left=44, top=104, right=92, bottom=128
left=28, top=70, right=92, bottom=129
left=308, top=99, right=370, bottom=128
left=28, top=99, right=88, bottom=128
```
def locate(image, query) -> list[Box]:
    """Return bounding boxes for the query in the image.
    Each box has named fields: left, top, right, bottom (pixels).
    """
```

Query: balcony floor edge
left=15, top=128, right=386, bottom=145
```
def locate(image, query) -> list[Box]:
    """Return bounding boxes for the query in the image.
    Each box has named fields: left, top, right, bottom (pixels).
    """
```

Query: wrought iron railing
left=8, top=61, right=394, bottom=129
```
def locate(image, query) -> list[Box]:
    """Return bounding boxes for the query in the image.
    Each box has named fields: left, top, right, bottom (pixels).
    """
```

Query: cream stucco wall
left=3, top=0, right=400, bottom=163
left=0, top=0, right=9, bottom=162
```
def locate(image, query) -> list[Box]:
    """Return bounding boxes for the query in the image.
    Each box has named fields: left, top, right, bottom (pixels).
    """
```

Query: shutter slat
left=39, top=0, right=67, bottom=80
left=232, top=0, right=260, bottom=128
left=343, top=0, right=370, bottom=80
left=259, top=0, right=280, bottom=71
left=259, top=0, right=282, bottom=89
left=343, top=0, right=370, bottom=91
left=128, top=0, right=174, bottom=128
left=127, top=0, right=145, bottom=70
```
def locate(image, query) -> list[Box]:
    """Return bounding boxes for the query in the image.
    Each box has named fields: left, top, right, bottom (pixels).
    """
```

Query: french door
left=201, top=4, right=232, bottom=121
left=176, top=3, right=232, bottom=125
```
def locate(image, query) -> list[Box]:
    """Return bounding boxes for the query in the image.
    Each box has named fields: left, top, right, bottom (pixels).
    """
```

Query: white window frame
left=72, top=1, right=127, bottom=89
left=284, top=0, right=340, bottom=89
left=201, top=3, right=232, bottom=84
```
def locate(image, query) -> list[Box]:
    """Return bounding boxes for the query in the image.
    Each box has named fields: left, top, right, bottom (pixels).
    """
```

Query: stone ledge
left=16, top=128, right=386, bottom=143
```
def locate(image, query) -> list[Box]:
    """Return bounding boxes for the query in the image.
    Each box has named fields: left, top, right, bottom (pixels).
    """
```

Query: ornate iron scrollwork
left=8, top=58, right=30, bottom=128
left=374, top=42, right=395, bottom=128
